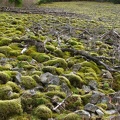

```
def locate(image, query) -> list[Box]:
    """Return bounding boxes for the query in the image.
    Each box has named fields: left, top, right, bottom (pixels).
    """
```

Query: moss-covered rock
left=0, top=85, right=12, bottom=100
left=44, top=57, right=67, bottom=69
left=34, top=105, right=52, bottom=119
left=81, top=92, right=92, bottom=105
left=0, top=37, right=12, bottom=46
left=0, top=46, right=12, bottom=56
left=42, top=66, right=64, bottom=75
left=80, top=61, right=101, bottom=74
left=34, top=53, right=50, bottom=63
left=0, top=71, right=11, bottom=84
left=64, top=112, right=81, bottom=120
left=0, top=99, right=23, bottom=120
left=21, top=76, right=37, bottom=89
left=6, top=81, right=20, bottom=93
left=0, top=53, right=6, bottom=58
left=45, top=91, right=66, bottom=98
left=17, top=55, right=32, bottom=61
left=64, top=73, right=85, bottom=88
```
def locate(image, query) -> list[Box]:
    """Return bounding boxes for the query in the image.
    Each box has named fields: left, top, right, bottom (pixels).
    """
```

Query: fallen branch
left=61, top=48, right=117, bottom=72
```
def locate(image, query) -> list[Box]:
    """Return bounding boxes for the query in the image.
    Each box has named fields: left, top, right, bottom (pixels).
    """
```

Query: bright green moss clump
left=64, top=73, right=85, bottom=88
left=0, top=71, right=11, bottom=84
left=0, top=85, right=12, bottom=100
left=0, top=99, right=23, bottom=120
left=21, top=76, right=37, bottom=89
left=64, top=112, right=81, bottom=120
left=0, top=46, right=12, bottom=56
left=34, top=105, right=52, bottom=119
left=44, top=57, right=67, bottom=69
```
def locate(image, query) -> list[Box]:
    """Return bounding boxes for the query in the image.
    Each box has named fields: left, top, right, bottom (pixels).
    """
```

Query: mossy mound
left=44, top=57, right=67, bottom=69
left=0, top=37, right=12, bottom=46
left=0, top=99, right=23, bottom=120
left=64, top=73, right=85, bottom=88
left=0, top=53, right=6, bottom=58
left=64, top=112, right=81, bottom=120
left=17, top=55, right=32, bottom=61
left=42, top=66, right=64, bottom=75
left=80, top=61, right=101, bottom=74
left=45, top=91, right=66, bottom=98
left=0, top=46, right=12, bottom=56
left=34, top=105, right=52, bottom=119
left=33, top=53, right=50, bottom=63
left=0, top=85, right=12, bottom=100
left=0, top=71, right=11, bottom=84
left=6, top=81, right=20, bottom=93
left=21, top=76, right=37, bottom=89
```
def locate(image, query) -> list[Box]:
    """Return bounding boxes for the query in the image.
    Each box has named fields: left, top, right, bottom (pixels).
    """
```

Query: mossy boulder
left=42, top=66, right=64, bottom=75
left=0, top=99, right=23, bottom=120
left=0, top=53, right=6, bottom=58
left=33, top=53, right=50, bottom=63
left=0, top=85, right=12, bottom=100
left=0, top=37, right=12, bottom=46
left=17, top=55, right=32, bottom=61
left=0, top=46, right=12, bottom=56
left=80, top=61, right=101, bottom=74
left=81, top=92, right=92, bottom=105
left=21, top=76, right=37, bottom=89
left=0, top=71, right=11, bottom=84
left=64, top=112, right=81, bottom=120
left=45, top=91, right=66, bottom=98
left=44, top=57, right=67, bottom=69
left=64, top=73, right=85, bottom=88
left=34, top=105, right=52, bottom=119
left=6, top=81, right=20, bottom=93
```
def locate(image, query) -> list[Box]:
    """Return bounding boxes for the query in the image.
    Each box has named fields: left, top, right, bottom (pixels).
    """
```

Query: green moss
left=9, top=43, right=20, bottom=50
left=9, top=50, right=21, bottom=57
left=6, top=81, right=20, bottom=93
left=34, top=105, right=52, bottom=119
left=65, top=94, right=82, bottom=110
left=0, top=85, right=12, bottom=100
left=113, top=74, right=120, bottom=91
left=64, top=112, right=81, bottom=120
left=46, top=44, right=55, bottom=52
left=34, top=53, right=50, bottom=63
left=97, top=103, right=107, bottom=110
left=80, top=61, right=101, bottom=74
left=0, top=99, right=23, bottom=120
left=0, top=53, right=6, bottom=58
left=21, top=76, right=37, bottom=89
left=81, top=92, right=92, bottom=105
left=98, top=88, right=115, bottom=95
left=42, top=66, right=64, bottom=75
left=10, top=93, right=20, bottom=99
left=59, top=76, right=72, bottom=88
left=48, top=85, right=60, bottom=91
left=45, top=91, right=66, bottom=98
left=64, top=73, right=85, bottom=88
left=0, top=37, right=12, bottom=46
left=0, top=46, right=12, bottom=56
left=44, top=57, right=67, bottom=69
left=54, top=48, right=64, bottom=58
left=17, top=55, right=32, bottom=61
left=0, top=71, right=11, bottom=84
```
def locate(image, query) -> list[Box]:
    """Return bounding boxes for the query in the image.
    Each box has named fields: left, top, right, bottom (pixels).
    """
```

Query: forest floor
left=0, top=1, right=120, bottom=120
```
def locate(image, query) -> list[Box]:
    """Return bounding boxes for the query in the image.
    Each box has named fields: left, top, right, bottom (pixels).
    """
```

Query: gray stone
left=61, top=83, right=72, bottom=96
left=88, top=80, right=98, bottom=90
left=75, top=110, right=90, bottom=120
left=96, top=109, right=104, bottom=117
left=72, top=63, right=81, bottom=72
left=90, top=93, right=101, bottom=104
left=15, top=72, right=22, bottom=83
left=101, top=96, right=110, bottom=104
left=82, top=85, right=91, bottom=93
left=40, top=72, right=60, bottom=85
left=106, top=110, right=117, bottom=115
left=110, top=115, right=120, bottom=120
left=84, top=103, right=98, bottom=113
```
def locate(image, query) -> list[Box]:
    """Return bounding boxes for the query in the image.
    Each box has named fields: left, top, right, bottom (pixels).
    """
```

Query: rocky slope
left=0, top=9, right=120, bottom=120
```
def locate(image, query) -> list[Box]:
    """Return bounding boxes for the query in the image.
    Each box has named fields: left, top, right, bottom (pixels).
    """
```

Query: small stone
left=82, top=85, right=91, bottom=93
left=106, top=110, right=117, bottom=115
left=90, top=93, right=101, bottom=104
left=75, top=110, right=90, bottom=120
left=15, top=72, right=22, bottom=83
left=84, top=103, right=98, bottom=113
left=110, top=115, right=120, bottom=120
left=89, top=80, right=98, bottom=90
left=96, top=109, right=104, bottom=117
